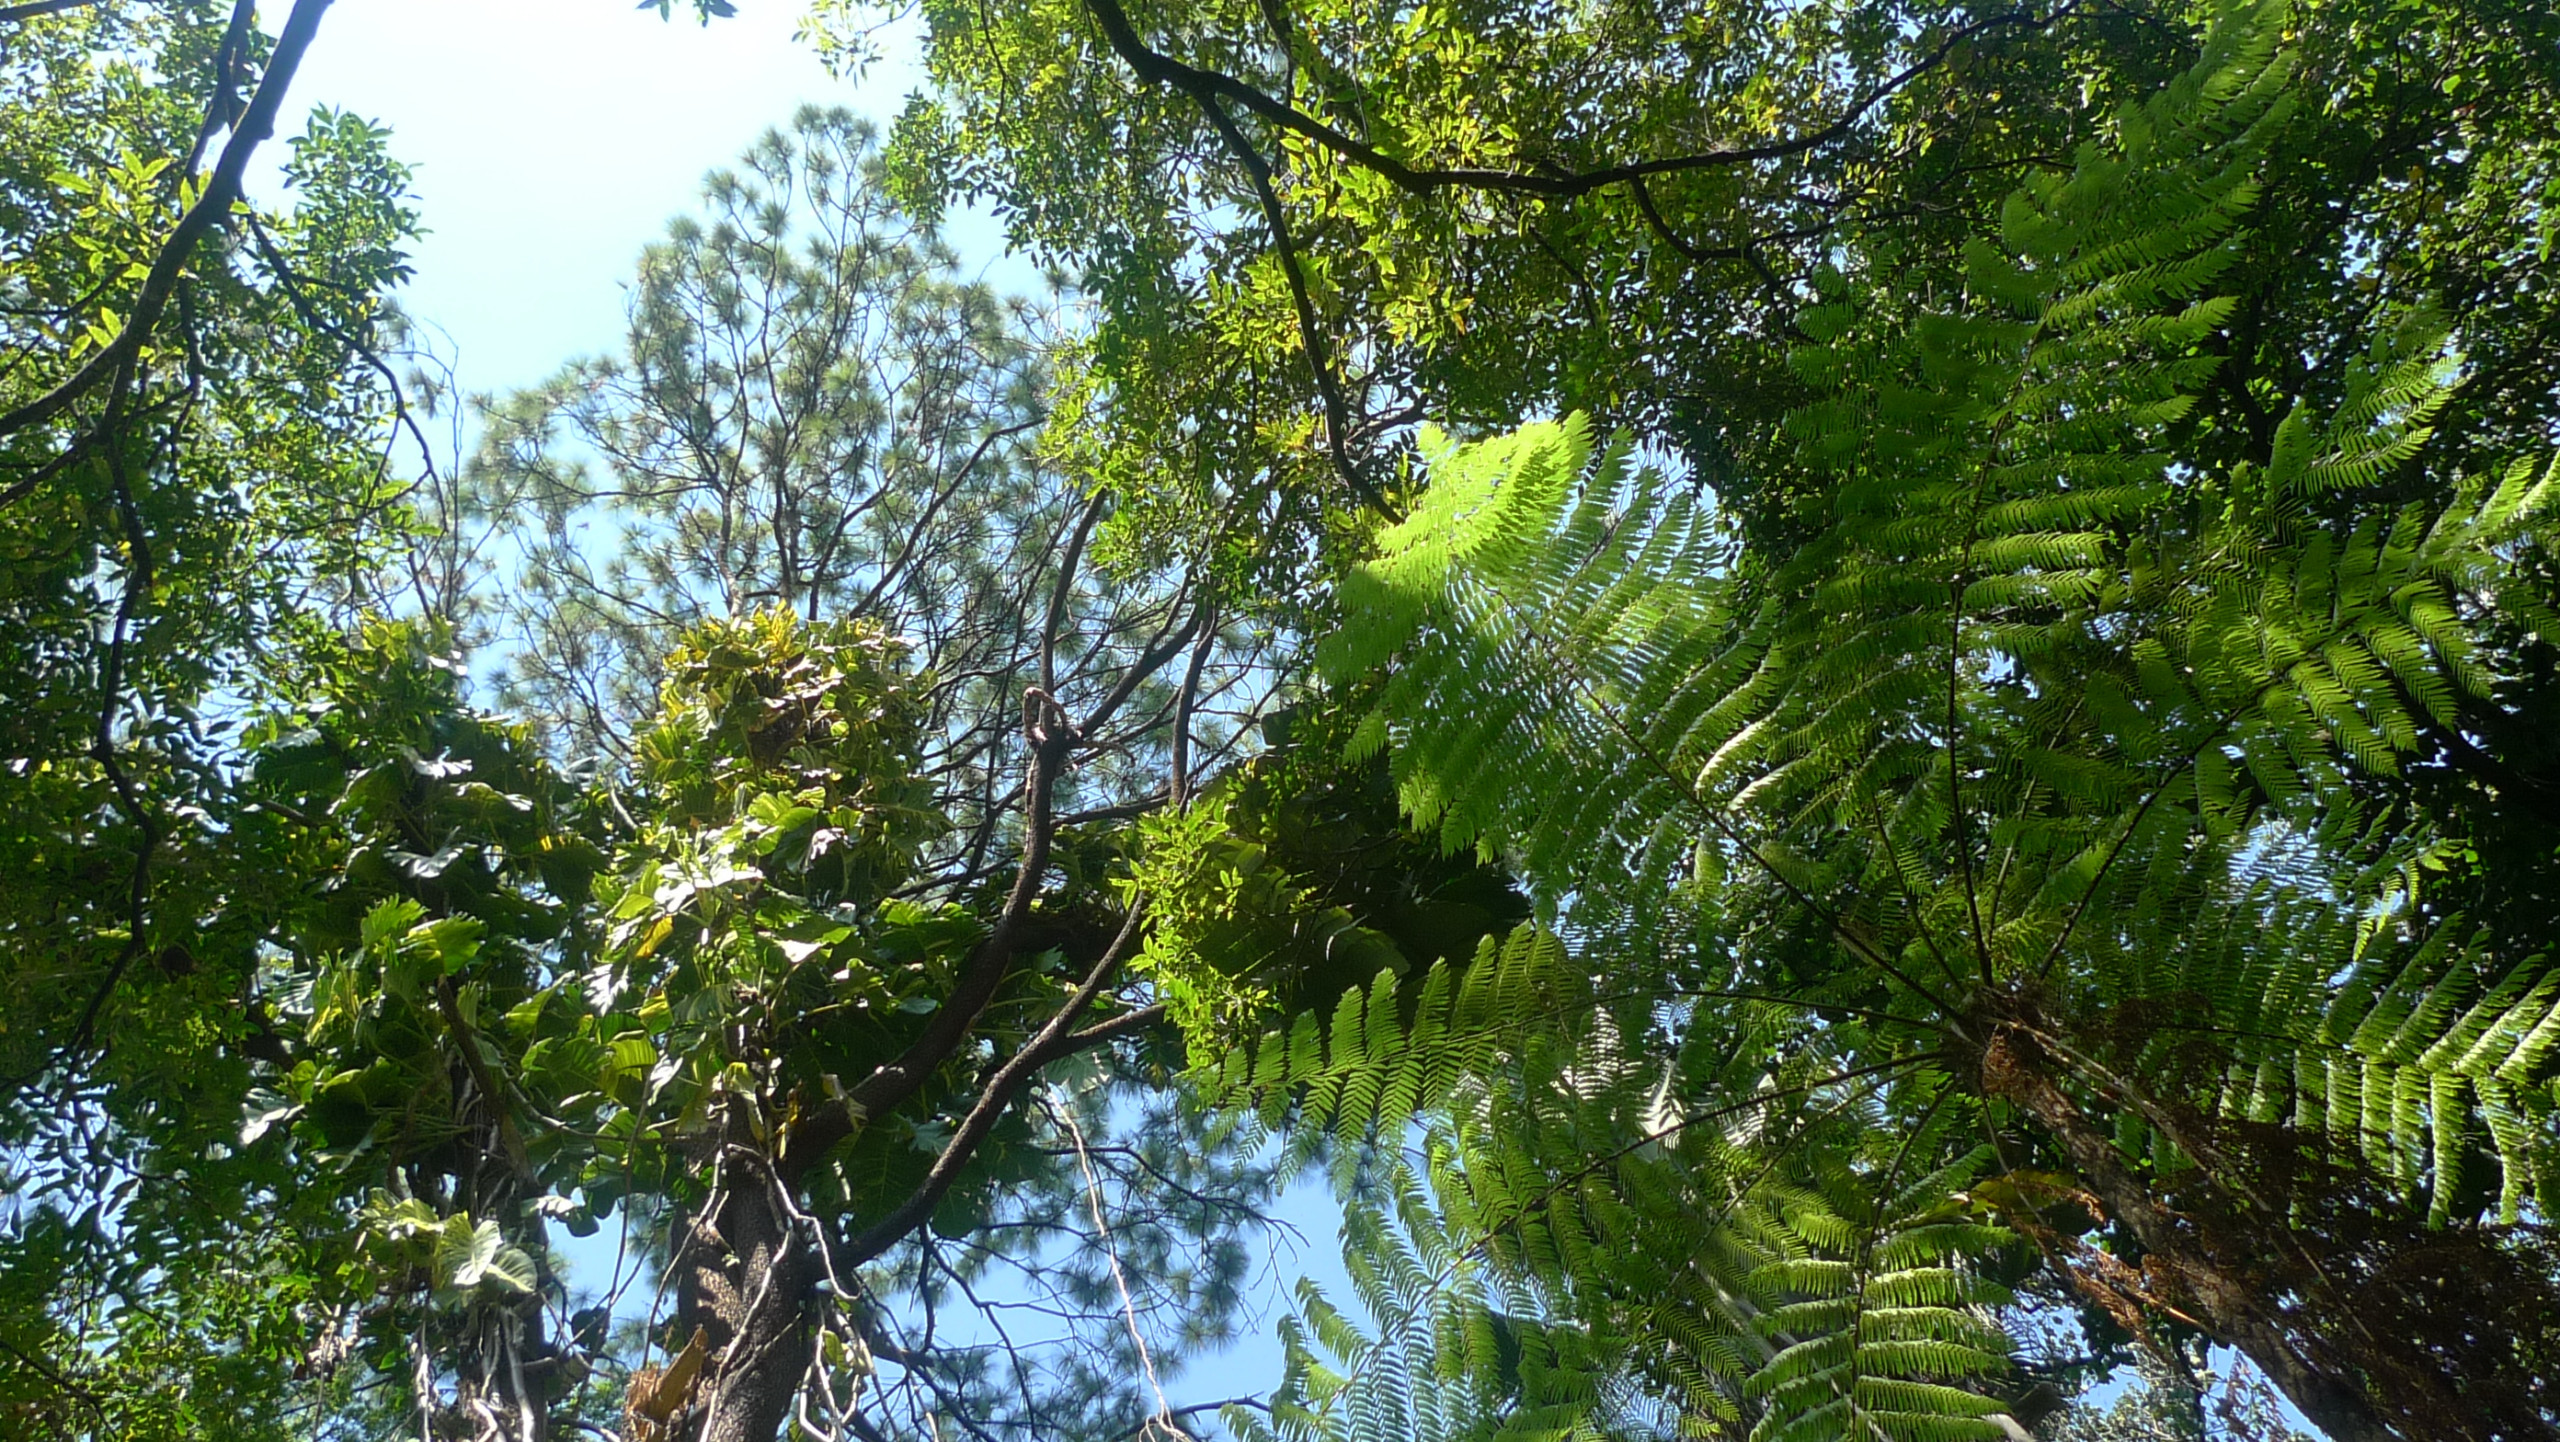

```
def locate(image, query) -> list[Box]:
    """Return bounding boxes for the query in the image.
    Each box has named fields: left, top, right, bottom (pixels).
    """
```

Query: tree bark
left=1975, top=1026, right=2411, bottom=1442
left=670, top=1158, right=818, bottom=1442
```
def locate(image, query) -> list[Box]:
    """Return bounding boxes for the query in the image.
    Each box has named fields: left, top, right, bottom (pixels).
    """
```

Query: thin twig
left=1058, top=1101, right=1173, bottom=1433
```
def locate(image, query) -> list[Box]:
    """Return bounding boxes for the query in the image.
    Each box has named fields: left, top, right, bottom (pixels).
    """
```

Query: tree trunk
left=449, top=1301, right=551, bottom=1442
left=1975, top=1026, right=2411, bottom=1442
left=668, top=1164, right=818, bottom=1442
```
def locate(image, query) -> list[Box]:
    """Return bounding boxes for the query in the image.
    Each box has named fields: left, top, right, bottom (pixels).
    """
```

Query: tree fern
left=1246, top=1, right=2560, bottom=1434
left=1224, top=969, right=2023, bottom=1441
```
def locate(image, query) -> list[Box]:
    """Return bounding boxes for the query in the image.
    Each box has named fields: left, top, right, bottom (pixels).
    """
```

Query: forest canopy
left=3, top=2, right=2557, bottom=1442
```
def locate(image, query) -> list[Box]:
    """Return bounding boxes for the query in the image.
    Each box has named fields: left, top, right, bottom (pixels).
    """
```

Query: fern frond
left=1255, top=2, right=2559, bottom=1434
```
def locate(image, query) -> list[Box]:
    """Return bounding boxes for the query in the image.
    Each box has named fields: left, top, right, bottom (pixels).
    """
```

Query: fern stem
left=1458, top=1050, right=1936, bottom=1266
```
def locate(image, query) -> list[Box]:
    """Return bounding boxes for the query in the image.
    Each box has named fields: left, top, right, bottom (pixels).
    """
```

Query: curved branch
left=0, top=383, right=163, bottom=1098
left=0, top=1334, right=108, bottom=1428
left=1075, top=0, right=2060, bottom=518
left=1083, top=0, right=2057, bottom=199
left=1185, top=87, right=1396, bottom=519
left=783, top=690, right=1083, bottom=1180
left=242, top=213, right=440, bottom=490
left=835, top=1002, right=1167, bottom=1271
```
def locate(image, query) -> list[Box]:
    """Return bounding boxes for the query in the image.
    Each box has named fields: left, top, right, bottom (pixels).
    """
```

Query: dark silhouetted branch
left=0, top=0, right=333, bottom=450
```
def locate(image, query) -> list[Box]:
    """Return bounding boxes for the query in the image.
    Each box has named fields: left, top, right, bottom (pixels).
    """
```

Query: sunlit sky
left=258, top=0, right=923, bottom=395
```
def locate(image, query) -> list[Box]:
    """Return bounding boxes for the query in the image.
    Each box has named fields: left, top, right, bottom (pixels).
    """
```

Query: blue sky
left=263, top=0, right=924, bottom=395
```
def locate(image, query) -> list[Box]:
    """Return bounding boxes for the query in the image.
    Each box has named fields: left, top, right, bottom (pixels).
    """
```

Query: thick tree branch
left=836, top=1002, right=1164, bottom=1269
left=1169, top=605, right=1217, bottom=806
left=1188, top=89, right=1396, bottom=518
left=0, top=0, right=332, bottom=448
left=0, top=1334, right=109, bottom=1427
left=782, top=691, right=1080, bottom=1180
left=1078, top=594, right=1207, bottom=737
left=1040, top=488, right=1106, bottom=698
left=179, top=1, right=260, bottom=180
left=1627, top=172, right=1805, bottom=305
left=1077, top=0, right=2056, bottom=517
left=1058, top=1002, right=1165, bottom=1051
left=0, top=420, right=104, bottom=507
left=835, top=895, right=1158, bottom=1270
left=0, top=386, right=166, bottom=1099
